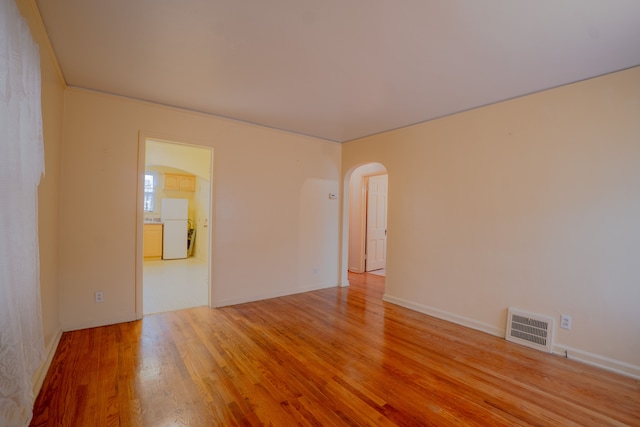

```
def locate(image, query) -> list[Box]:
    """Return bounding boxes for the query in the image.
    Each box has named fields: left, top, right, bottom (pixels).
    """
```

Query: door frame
left=135, top=131, right=215, bottom=318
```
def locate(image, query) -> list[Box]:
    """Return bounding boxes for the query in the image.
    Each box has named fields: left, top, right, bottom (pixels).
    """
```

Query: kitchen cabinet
left=164, top=173, right=196, bottom=192
left=143, top=224, right=163, bottom=260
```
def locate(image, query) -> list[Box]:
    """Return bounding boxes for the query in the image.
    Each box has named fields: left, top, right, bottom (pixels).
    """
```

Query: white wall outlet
left=313, top=267, right=319, bottom=275
left=95, top=291, right=104, bottom=303
left=560, top=314, right=572, bottom=330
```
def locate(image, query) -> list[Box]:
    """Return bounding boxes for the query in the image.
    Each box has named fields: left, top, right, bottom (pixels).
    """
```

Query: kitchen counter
left=143, top=223, right=163, bottom=259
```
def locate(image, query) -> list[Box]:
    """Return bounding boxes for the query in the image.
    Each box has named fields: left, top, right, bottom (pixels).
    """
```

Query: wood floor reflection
left=31, top=272, right=640, bottom=426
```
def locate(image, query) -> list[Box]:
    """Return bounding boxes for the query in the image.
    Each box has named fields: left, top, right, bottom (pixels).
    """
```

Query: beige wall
left=16, top=0, right=65, bottom=389
left=343, top=67, right=640, bottom=377
left=59, top=88, right=342, bottom=329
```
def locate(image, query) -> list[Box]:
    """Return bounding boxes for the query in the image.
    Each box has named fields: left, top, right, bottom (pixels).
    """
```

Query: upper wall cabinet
left=164, top=173, right=196, bottom=192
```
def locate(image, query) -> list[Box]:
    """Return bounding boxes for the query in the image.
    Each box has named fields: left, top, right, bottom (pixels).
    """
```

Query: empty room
left=2, top=0, right=639, bottom=425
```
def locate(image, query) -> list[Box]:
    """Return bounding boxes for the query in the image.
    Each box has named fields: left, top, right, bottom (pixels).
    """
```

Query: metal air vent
left=505, top=308, right=554, bottom=353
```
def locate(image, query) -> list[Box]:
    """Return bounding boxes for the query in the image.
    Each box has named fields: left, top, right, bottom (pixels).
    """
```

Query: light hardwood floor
left=31, top=273, right=639, bottom=426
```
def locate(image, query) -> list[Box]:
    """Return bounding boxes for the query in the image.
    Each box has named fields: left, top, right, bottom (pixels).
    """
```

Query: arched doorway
left=343, top=162, right=388, bottom=283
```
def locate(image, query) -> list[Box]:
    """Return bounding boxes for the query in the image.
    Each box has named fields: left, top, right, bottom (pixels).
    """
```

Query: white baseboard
left=383, top=294, right=504, bottom=337
left=383, top=294, right=640, bottom=380
left=32, top=327, right=63, bottom=397
left=216, top=282, right=338, bottom=307
left=553, top=344, right=640, bottom=380
left=61, top=312, right=138, bottom=332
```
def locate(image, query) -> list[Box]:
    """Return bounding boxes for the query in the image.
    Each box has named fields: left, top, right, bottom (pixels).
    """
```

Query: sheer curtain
left=0, top=0, right=46, bottom=425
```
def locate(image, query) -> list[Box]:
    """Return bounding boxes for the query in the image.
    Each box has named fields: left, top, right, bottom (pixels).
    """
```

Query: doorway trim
left=135, top=131, right=215, bottom=319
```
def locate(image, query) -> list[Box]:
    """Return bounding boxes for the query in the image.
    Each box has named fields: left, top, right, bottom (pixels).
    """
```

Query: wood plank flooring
left=31, top=273, right=640, bottom=426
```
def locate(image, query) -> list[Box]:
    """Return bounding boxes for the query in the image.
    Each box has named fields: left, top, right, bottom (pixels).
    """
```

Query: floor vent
left=505, top=308, right=554, bottom=353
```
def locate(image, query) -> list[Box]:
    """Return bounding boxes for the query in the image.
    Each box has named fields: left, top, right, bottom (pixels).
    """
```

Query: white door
left=365, top=174, right=388, bottom=272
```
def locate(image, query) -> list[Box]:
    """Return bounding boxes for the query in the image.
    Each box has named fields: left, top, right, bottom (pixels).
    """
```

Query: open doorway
left=347, top=163, right=388, bottom=277
left=137, top=137, right=213, bottom=315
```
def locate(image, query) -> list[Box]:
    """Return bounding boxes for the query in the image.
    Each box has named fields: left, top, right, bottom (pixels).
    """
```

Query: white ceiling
left=36, top=0, right=640, bottom=142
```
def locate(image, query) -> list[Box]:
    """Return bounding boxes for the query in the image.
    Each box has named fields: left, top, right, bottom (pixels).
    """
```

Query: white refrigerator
left=161, top=198, right=188, bottom=260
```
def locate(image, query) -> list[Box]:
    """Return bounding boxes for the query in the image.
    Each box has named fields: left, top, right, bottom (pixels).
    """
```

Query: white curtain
left=0, top=0, right=46, bottom=425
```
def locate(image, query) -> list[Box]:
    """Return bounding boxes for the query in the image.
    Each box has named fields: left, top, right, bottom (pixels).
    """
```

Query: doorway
left=347, top=163, right=388, bottom=277
left=136, top=137, right=213, bottom=315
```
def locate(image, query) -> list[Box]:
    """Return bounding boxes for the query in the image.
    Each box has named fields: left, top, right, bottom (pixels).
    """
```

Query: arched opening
left=341, top=162, right=388, bottom=290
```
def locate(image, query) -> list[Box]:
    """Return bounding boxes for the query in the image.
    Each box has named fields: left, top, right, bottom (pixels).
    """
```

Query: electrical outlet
left=313, top=267, right=319, bottom=275
left=95, top=291, right=104, bottom=303
left=560, top=314, right=572, bottom=330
